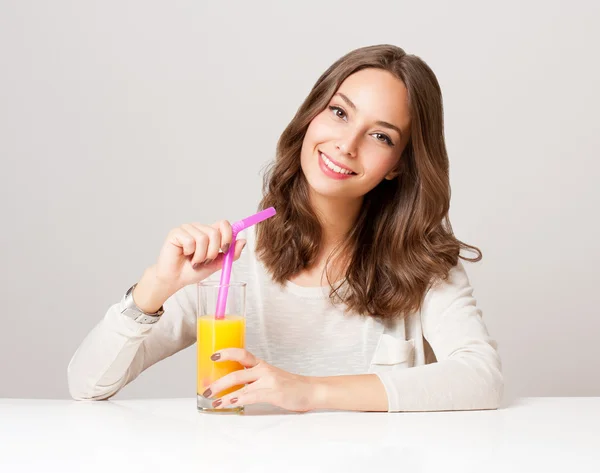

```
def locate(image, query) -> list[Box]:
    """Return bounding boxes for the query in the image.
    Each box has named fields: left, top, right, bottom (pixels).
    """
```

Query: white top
left=3, top=398, right=599, bottom=473
left=67, top=226, right=503, bottom=412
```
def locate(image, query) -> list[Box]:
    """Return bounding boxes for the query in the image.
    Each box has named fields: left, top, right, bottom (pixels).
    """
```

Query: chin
left=307, top=173, right=358, bottom=200
left=312, top=185, right=346, bottom=199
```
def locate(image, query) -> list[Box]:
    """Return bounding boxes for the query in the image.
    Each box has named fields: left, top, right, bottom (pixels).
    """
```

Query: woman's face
left=300, top=67, right=411, bottom=200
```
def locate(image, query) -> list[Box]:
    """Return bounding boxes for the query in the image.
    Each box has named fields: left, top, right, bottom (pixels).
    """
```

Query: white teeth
left=320, top=152, right=353, bottom=175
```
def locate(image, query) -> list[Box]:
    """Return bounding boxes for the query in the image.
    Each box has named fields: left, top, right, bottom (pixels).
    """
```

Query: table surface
left=1, top=397, right=599, bottom=473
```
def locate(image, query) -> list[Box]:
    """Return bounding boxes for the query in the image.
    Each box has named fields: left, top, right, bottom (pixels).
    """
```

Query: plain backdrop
left=1, top=0, right=598, bottom=402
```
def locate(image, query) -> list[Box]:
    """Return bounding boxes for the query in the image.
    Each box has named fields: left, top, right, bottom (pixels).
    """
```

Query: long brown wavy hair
left=255, top=44, right=482, bottom=320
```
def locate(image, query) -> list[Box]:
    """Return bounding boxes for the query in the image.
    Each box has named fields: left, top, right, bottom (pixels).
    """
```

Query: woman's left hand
left=202, top=348, right=319, bottom=412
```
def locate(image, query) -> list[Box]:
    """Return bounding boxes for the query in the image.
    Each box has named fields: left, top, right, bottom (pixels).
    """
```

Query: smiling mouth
left=318, top=151, right=356, bottom=175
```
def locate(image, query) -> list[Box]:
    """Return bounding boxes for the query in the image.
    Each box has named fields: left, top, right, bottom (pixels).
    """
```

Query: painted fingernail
left=192, top=263, right=201, bottom=270
left=212, top=399, right=222, bottom=408
left=230, top=397, right=238, bottom=404
left=211, top=353, right=221, bottom=361
left=222, top=243, right=230, bottom=254
left=203, top=258, right=213, bottom=265
left=202, top=388, right=212, bottom=398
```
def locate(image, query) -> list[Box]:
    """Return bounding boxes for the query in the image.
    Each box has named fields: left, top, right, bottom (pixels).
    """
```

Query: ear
left=384, top=163, right=402, bottom=180
left=385, top=155, right=405, bottom=180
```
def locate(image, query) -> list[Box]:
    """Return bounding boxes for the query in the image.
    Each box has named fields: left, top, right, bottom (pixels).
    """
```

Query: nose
left=335, top=131, right=359, bottom=158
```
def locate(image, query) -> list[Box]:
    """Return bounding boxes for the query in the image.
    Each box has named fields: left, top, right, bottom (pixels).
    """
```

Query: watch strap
left=120, top=283, right=164, bottom=324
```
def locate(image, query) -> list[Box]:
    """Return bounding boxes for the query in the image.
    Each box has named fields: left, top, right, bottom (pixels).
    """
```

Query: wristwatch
left=120, top=283, right=165, bottom=324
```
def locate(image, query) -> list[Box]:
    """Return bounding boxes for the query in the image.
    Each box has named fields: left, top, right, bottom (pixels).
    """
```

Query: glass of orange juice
left=197, top=281, right=246, bottom=414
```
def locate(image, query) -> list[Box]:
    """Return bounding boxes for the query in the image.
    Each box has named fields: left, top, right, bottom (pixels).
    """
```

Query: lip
left=319, top=150, right=355, bottom=174
left=318, top=151, right=355, bottom=180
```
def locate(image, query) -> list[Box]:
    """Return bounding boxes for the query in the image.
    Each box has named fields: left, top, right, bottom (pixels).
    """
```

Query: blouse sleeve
left=67, top=284, right=197, bottom=401
left=67, top=230, right=248, bottom=401
left=373, top=259, right=504, bottom=412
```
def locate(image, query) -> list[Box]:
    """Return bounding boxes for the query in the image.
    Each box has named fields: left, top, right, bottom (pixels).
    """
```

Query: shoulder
left=421, top=259, right=476, bottom=316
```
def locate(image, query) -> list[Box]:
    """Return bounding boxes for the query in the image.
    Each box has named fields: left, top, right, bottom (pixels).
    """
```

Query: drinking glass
left=197, top=281, right=246, bottom=414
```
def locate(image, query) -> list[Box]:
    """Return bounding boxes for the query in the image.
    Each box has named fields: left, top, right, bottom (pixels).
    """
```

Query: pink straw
left=215, top=207, right=276, bottom=318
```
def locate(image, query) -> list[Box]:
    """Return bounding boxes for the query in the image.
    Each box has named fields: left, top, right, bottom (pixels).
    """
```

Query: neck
left=310, top=191, right=363, bottom=252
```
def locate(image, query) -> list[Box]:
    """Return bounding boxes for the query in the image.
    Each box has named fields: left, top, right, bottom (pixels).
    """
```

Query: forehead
left=335, top=68, right=411, bottom=131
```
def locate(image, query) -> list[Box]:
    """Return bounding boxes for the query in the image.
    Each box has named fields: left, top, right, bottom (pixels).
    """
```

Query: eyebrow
left=334, top=92, right=404, bottom=141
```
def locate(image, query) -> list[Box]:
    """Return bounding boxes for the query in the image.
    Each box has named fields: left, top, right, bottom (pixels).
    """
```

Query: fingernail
left=222, top=243, right=230, bottom=254
left=212, top=399, right=222, bottom=408
left=230, top=397, right=238, bottom=404
left=203, top=258, right=213, bottom=265
left=193, top=263, right=201, bottom=270
left=241, top=241, right=247, bottom=251
left=202, top=388, right=212, bottom=398
left=210, top=353, right=221, bottom=361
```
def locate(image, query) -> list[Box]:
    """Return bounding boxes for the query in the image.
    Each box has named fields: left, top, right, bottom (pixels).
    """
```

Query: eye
left=329, top=105, right=394, bottom=147
left=328, top=105, right=347, bottom=121
left=373, top=133, right=394, bottom=147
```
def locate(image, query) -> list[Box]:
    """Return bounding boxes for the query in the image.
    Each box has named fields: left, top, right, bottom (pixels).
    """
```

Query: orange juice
left=197, top=314, right=246, bottom=398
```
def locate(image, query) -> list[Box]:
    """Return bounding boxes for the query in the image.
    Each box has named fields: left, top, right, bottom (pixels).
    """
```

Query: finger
left=210, top=220, right=233, bottom=254
left=188, top=223, right=221, bottom=264
left=200, top=238, right=247, bottom=271
left=204, top=367, right=258, bottom=399
left=168, top=228, right=196, bottom=257
left=212, top=348, right=260, bottom=368
left=180, top=224, right=210, bottom=266
left=233, top=238, right=247, bottom=261
left=215, top=388, right=273, bottom=409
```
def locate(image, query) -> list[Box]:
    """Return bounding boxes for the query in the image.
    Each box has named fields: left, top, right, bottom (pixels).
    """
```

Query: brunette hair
left=255, top=44, right=482, bottom=319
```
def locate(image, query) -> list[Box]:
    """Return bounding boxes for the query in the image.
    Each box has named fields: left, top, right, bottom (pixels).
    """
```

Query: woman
left=68, top=44, right=503, bottom=412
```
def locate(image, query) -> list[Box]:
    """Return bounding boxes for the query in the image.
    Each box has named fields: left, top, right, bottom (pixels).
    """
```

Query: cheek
left=301, top=116, right=330, bottom=163
left=362, top=154, right=397, bottom=180
left=305, top=113, right=334, bottom=143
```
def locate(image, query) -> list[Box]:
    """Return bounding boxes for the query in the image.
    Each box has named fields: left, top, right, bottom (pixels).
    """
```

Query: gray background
left=1, top=0, right=598, bottom=401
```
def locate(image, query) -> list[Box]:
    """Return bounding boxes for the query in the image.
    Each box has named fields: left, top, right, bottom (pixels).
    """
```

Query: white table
left=1, top=397, right=598, bottom=473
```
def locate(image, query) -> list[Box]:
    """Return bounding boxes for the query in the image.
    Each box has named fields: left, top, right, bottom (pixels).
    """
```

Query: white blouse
left=67, top=226, right=503, bottom=412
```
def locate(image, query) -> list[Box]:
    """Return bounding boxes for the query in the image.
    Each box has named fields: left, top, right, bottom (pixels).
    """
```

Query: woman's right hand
left=154, top=220, right=247, bottom=293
